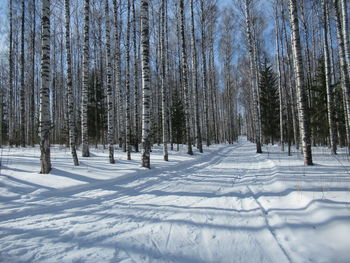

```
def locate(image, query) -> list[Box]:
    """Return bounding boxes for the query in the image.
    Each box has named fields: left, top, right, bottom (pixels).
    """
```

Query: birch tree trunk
left=105, top=0, right=115, bottom=163
left=200, top=0, right=210, bottom=147
left=180, top=0, right=193, bottom=155
left=322, top=0, right=337, bottom=154
left=8, top=0, right=14, bottom=146
left=30, top=0, right=36, bottom=147
left=141, top=0, right=151, bottom=168
left=244, top=0, right=262, bottom=153
left=81, top=0, right=90, bottom=157
left=113, top=0, right=123, bottom=149
left=132, top=0, right=139, bottom=153
left=125, top=0, right=131, bottom=160
left=161, top=0, right=169, bottom=161
left=39, top=0, right=52, bottom=173
left=190, top=0, right=203, bottom=153
left=20, top=0, right=26, bottom=147
left=0, top=75, right=2, bottom=148
left=340, top=0, right=350, bottom=72
left=64, top=0, right=79, bottom=166
left=282, top=5, right=299, bottom=149
left=274, top=3, right=284, bottom=151
left=289, top=0, right=312, bottom=165
left=334, top=0, right=350, bottom=153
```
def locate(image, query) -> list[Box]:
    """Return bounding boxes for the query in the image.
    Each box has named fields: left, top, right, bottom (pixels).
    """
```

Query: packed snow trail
left=1, top=138, right=350, bottom=262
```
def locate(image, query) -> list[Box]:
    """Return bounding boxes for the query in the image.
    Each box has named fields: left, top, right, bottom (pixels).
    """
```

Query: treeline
left=242, top=0, right=349, bottom=165
left=0, top=0, right=348, bottom=172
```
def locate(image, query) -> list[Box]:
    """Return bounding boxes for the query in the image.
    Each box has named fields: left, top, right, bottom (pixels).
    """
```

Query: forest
left=0, top=0, right=349, bottom=171
left=1, top=0, right=350, bottom=262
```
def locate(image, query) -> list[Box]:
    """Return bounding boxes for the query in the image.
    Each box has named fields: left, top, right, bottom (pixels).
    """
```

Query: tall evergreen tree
left=259, top=63, right=279, bottom=145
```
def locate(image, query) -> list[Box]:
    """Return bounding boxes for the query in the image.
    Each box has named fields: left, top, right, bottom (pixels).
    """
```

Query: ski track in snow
left=0, top=137, right=350, bottom=263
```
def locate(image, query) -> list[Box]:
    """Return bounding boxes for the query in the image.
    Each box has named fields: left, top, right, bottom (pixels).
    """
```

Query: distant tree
left=171, top=89, right=185, bottom=148
left=259, top=62, right=279, bottom=145
left=310, top=60, right=329, bottom=146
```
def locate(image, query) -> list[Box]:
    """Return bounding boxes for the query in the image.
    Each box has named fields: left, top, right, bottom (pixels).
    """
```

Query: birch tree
left=64, top=0, right=79, bottom=166
left=133, top=0, right=139, bottom=153
left=141, top=0, right=151, bottom=168
left=334, top=0, right=350, bottom=152
left=289, top=0, right=312, bottom=165
left=322, top=0, right=337, bottom=154
left=20, top=0, right=25, bottom=147
left=81, top=0, right=90, bottom=157
left=161, top=0, right=169, bottom=161
left=29, top=0, right=36, bottom=147
left=190, top=0, right=203, bottom=153
left=274, top=3, right=284, bottom=151
left=113, top=0, right=123, bottom=149
left=125, top=0, right=131, bottom=160
left=180, top=0, right=193, bottom=155
left=8, top=0, right=14, bottom=146
left=39, top=0, right=52, bottom=173
left=105, top=0, right=115, bottom=163
left=200, top=0, right=210, bottom=147
left=340, top=0, right=349, bottom=72
left=244, top=0, right=262, bottom=153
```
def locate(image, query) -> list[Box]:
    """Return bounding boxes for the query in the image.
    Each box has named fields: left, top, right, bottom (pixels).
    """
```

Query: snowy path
left=1, top=138, right=350, bottom=262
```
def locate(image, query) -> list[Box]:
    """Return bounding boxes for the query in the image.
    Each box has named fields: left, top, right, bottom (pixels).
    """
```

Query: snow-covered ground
left=0, top=137, right=349, bottom=263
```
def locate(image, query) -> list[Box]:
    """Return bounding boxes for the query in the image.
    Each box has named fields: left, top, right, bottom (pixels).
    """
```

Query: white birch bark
left=141, top=0, right=151, bottom=168
left=132, top=0, right=139, bottom=153
left=200, top=0, right=210, bottom=147
left=113, top=0, right=123, bottom=148
left=322, top=0, right=337, bottom=154
left=289, top=0, right=313, bottom=165
left=30, top=0, right=36, bottom=147
left=340, top=0, right=350, bottom=73
left=39, top=0, right=52, bottom=173
left=180, top=0, right=193, bottom=155
left=161, top=0, right=169, bottom=161
left=105, top=0, right=115, bottom=163
left=274, top=3, right=284, bottom=151
left=244, top=0, right=262, bottom=153
left=126, top=0, right=131, bottom=160
left=334, top=0, right=350, bottom=152
left=64, top=0, right=79, bottom=166
left=20, top=0, right=26, bottom=147
left=8, top=0, right=14, bottom=146
left=190, top=0, right=203, bottom=153
left=81, top=0, right=90, bottom=157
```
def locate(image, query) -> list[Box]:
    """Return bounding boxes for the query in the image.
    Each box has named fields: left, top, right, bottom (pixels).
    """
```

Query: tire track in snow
left=243, top=151, right=293, bottom=263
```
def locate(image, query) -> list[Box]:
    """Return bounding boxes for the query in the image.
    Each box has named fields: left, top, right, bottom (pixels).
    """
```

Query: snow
left=0, top=137, right=349, bottom=262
